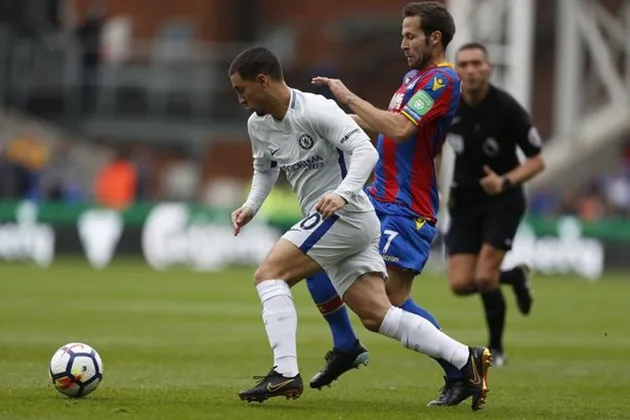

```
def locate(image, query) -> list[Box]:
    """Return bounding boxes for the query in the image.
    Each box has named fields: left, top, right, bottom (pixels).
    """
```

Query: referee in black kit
left=443, top=42, right=545, bottom=366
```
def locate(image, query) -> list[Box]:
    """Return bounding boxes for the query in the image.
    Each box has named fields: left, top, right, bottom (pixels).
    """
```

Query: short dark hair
left=457, top=42, right=489, bottom=56
left=402, top=2, right=456, bottom=50
left=228, top=46, right=284, bottom=81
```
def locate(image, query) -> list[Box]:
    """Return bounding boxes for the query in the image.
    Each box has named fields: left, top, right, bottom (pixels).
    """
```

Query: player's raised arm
left=312, top=77, right=417, bottom=143
left=313, top=70, right=456, bottom=144
left=349, top=114, right=377, bottom=134
left=233, top=121, right=280, bottom=235
left=311, top=98, right=379, bottom=217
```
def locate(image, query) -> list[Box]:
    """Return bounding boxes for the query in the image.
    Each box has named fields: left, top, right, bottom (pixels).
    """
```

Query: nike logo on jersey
left=432, top=77, right=445, bottom=91
left=270, top=148, right=280, bottom=156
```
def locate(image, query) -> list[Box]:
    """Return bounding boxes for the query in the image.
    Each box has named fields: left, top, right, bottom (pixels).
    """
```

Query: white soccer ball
left=49, top=342, right=103, bottom=397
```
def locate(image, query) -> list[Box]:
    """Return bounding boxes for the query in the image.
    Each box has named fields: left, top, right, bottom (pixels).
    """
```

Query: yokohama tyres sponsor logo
left=282, top=155, right=324, bottom=173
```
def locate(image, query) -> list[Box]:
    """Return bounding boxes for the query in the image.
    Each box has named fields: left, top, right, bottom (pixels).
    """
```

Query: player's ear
left=431, top=31, right=442, bottom=47
left=482, top=50, right=494, bottom=75
left=486, top=60, right=494, bottom=77
left=256, top=74, right=268, bottom=86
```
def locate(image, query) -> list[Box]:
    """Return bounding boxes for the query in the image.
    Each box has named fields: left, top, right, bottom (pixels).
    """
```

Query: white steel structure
left=442, top=0, right=630, bottom=192
left=537, top=0, right=630, bottom=189
left=446, top=0, right=535, bottom=111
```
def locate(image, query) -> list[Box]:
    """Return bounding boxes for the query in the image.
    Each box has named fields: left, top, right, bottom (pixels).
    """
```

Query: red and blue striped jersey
left=368, top=63, right=461, bottom=221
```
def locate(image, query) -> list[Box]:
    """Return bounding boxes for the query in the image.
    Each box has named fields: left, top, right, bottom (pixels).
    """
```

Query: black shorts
left=446, top=189, right=525, bottom=255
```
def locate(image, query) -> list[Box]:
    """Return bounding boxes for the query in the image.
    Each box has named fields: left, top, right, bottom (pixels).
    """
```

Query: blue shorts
left=376, top=210, right=437, bottom=274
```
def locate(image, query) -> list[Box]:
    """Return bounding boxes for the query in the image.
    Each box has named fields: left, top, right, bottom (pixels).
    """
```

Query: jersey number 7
left=382, top=229, right=399, bottom=253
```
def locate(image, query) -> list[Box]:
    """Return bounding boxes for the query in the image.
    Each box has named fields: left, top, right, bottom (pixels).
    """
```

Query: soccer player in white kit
left=229, top=47, right=490, bottom=407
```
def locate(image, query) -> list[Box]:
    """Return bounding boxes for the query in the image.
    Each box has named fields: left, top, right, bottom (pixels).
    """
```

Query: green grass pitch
left=1, top=260, right=629, bottom=419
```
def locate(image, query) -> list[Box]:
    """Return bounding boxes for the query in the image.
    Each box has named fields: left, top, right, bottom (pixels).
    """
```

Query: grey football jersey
left=247, top=89, right=375, bottom=216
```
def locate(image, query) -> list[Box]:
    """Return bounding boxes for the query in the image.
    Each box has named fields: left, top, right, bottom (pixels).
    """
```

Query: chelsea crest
left=298, top=134, right=314, bottom=150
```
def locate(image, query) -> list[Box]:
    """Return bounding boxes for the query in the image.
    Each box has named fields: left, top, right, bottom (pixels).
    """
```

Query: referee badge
left=482, top=137, right=500, bottom=157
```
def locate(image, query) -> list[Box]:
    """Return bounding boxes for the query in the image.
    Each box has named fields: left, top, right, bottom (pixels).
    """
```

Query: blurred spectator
left=161, top=159, right=201, bottom=202
left=94, top=148, right=137, bottom=210
left=528, top=188, right=557, bottom=215
left=131, top=146, right=154, bottom=201
left=557, top=187, right=578, bottom=216
left=603, top=169, right=630, bottom=217
left=202, top=178, right=245, bottom=208
left=39, top=140, right=84, bottom=203
left=5, top=131, right=49, bottom=199
left=0, top=144, right=30, bottom=198
left=574, top=176, right=606, bottom=221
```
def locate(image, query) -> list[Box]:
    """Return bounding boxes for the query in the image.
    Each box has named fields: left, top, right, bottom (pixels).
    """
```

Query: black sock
left=499, top=267, right=524, bottom=286
left=480, top=289, right=506, bottom=352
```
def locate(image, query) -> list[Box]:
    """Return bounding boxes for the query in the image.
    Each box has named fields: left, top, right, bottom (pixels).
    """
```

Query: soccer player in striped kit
left=310, top=1, right=490, bottom=408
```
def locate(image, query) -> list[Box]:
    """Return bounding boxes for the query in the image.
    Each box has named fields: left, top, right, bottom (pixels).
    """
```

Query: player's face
left=230, top=72, right=270, bottom=116
left=401, top=16, right=432, bottom=69
left=456, top=48, right=492, bottom=92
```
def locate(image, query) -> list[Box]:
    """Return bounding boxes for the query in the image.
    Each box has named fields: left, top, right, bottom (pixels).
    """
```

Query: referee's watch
left=501, top=177, right=514, bottom=192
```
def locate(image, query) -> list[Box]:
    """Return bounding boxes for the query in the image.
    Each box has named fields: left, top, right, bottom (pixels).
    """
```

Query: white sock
left=378, top=306, right=469, bottom=369
left=256, top=280, right=299, bottom=377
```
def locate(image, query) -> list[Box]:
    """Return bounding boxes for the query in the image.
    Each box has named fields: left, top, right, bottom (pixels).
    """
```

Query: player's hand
left=231, top=206, right=254, bottom=236
left=311, top=77, right=354, bottom=105
left=315, top=193, right=347, bottom=218
left=479, top=165, right=504, bottom=195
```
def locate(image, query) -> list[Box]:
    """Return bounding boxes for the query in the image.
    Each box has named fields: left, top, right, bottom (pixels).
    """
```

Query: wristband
left=502, top=177, right=515, bottom=192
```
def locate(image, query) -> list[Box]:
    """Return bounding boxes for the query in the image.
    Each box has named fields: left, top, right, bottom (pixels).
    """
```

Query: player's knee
left=385, top=287, right=408, bottom=307
left=385, top=270, right=414, bottom=306
left=350, top=298, right=388, bottom=332
left=475, top=264, right=501, bottom=292
left=475, top=275, right=498, bottom=293
left=359, top=313, right=385, bottom=333
left=448, top=276, right=476, bottom=296
left=357, top=301, right=391, bottom=333
left=450, top=282, right=476, bottom=296
left=343, top=273, right=389, bottom=331
left=254, top=263, right=284, bottom=285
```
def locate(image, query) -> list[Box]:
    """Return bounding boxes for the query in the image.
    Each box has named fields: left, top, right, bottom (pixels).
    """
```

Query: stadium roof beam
left=554, top=0, right=630, bottom=138
left=446, top=0, right=535, bottom=112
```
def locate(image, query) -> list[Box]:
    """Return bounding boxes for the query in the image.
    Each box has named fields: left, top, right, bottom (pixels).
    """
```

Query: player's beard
left=414, top=55, right=430, bottom=70
left=411, top=40, right=432, bottom=70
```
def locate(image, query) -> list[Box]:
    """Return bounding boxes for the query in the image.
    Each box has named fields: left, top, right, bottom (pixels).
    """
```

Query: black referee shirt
left=447, top=84, right=542, bottom=200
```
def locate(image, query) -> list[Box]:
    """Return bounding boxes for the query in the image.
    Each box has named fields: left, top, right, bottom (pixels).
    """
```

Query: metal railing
left=0, top=31, right=252, bottom=126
